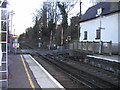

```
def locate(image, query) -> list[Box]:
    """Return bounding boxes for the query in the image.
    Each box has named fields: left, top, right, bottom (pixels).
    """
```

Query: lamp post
left=10, top=10, right=15, bottom=34
left=9, top=10, right=15, bottom=52
left=79, top=0, right=82, bottom=41
left=97, top=8, right=105, bottom=54
left=99, top=14, right=102, bottom=54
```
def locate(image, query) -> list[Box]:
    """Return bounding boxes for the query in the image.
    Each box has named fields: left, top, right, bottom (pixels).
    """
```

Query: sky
left=8, top=0, right=44, bottom=35
left=8, top=0, right=93, bottom=36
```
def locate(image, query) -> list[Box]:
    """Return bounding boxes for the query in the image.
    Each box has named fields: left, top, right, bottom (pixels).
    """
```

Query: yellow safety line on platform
left=20, top=55, right=35, bottom=90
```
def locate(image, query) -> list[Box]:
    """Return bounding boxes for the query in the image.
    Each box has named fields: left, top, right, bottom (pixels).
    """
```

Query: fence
left=69, top=41, right=112, bottom=55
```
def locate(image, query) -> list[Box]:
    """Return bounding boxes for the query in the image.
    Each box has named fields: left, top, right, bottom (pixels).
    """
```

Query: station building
left=80, top=2, right=120, bottom=54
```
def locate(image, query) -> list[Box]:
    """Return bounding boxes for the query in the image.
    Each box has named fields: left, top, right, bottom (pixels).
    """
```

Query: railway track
left=32, top=54, right=88, bottom=88
left=19, top=45, right=119, bottom=89
left=54, top=54, right=120, bottom=86
left=33, top=52, right=119, bottom=89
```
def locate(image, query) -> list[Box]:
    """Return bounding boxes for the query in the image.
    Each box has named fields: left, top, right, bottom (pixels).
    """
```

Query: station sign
left=13, top=43, right=19, bottom=48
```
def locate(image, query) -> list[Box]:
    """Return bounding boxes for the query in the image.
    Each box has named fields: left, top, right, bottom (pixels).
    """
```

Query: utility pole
left=79, top=0, right=82, bottom=17
left=10, top=11, right=14, bottom=34
left=79, top=0, right=82, bottom=41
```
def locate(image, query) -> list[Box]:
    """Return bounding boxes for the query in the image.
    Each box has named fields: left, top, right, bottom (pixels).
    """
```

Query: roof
left=80, top=2, right=120, bottom=22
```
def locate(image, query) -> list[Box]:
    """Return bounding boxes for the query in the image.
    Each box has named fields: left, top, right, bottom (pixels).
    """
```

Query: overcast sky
left=8, top=0, right=92, bottom=35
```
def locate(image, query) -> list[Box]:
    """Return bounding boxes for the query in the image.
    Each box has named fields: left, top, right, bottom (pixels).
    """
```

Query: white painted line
left=29, top=55, right=65, bottom=89
left=87, top=55, right=120, bottom=63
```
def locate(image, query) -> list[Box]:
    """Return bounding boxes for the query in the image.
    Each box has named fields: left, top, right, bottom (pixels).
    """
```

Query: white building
left=80, top=2, right=120, bottom=54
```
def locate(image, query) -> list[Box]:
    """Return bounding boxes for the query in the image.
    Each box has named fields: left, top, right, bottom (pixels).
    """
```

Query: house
left=79, top=2, right=120, bottom=54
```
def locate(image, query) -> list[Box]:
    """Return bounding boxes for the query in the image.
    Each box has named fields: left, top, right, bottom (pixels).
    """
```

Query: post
left=73, top=42, right=75, bottom=50
left=79, top=0, right=82, bottom=17
left=61, top=27, right=64, bottom=46
left=92, top=41, right=95, bottom=54
left=81, top=41, right=83, bottom=51
left=99, top=41, right=103, bottom=54
left=72, top=43, right=74, bottom=50
left=86, top=41, right=88, bottom=52
left=49, top=30, right=53, bottom=50
left=79, top=0, right=82, bottom=41
left=109, top=41, right=112, bottom=55
left=98, top=8, right=103, bottom=54
left=10, top=11, right=15, bottom=52
left=77, top=41, right=80, bottom=49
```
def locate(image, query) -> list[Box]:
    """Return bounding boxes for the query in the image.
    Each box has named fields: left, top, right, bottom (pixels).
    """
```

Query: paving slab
left=23, top=54, right=64, bottom=89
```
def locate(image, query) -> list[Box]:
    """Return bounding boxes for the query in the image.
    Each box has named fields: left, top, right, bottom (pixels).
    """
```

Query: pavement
left=95, top=55, right=119, bottom=60
left=8, top=54, right=64, bottom=89
left=87, top=54, right=120, bottom=63
left=8, top=54, right=40, bottom=88
left=7, top=50, right=119, bottom=89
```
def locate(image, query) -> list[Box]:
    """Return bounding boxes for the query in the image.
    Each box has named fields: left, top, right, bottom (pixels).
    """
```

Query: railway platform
left=8, top=54, right=64, bottom=89
left=87, top=54, right=119, bottom=63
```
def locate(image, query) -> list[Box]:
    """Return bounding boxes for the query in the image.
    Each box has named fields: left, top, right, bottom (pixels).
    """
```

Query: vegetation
left=19, top=0, right=81, bottom=49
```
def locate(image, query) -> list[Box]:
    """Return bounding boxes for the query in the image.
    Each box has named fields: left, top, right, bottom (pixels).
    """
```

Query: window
left=84, top=31, right=87, bottom=40
left=96, top=29, right=101, bottom=39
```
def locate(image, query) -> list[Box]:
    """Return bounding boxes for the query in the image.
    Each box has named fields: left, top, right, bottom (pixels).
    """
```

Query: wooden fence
left=69, top=41, right=112, bottom=55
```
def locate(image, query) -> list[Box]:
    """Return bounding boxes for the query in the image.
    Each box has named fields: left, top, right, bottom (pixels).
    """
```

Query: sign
left=97, top=8, right=102, bottom=16
left=67, top=36, right=71, bottom=41
left=38, top=42, right=42, bottom=47
left=13, top=43, right=19, bottom=48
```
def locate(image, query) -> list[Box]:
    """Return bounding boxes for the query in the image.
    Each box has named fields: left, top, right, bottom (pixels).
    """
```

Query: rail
left=37, top=53, right=118, bottom=89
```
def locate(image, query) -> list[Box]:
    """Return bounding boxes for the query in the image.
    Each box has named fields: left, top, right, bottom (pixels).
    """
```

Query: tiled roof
left=80, top=2, right=120, bottom=22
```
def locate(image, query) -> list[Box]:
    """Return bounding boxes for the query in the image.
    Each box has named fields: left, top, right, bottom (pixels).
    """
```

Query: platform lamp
left=9, top=10, right=15, bottom=52
left=96, top=8, right=105, bottom=54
